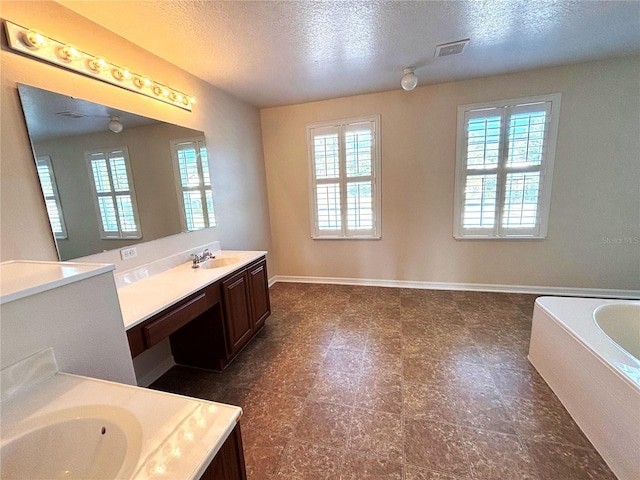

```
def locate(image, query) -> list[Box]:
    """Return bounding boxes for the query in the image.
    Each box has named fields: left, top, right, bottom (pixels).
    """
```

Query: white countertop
left=0, top=261, right=114, bottom=305
left=118, top=250, right=267, bottom=330
left=1, top=351, right=242, bottom=480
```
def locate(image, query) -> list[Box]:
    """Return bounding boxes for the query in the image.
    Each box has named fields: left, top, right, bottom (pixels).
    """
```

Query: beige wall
left=1, top=271, right=136, bottom=385
left=1, top=1, right=272, bottom=270
left=261, top=56, right=640, bottom=291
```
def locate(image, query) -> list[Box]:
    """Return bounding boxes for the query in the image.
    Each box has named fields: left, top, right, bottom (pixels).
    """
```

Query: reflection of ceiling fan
left=54, top=111, right=123, bottom=133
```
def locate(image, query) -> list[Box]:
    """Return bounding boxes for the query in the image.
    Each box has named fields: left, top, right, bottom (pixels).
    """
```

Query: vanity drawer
left=144, top=292, right=208, bottom=347
left=127, top=326, right=146, bottom=358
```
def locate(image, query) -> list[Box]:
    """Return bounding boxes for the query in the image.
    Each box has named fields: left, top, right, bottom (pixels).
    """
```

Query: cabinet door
left=247, top=259, right=270, bottom=330
left=221, top=270, right=253, bottom=356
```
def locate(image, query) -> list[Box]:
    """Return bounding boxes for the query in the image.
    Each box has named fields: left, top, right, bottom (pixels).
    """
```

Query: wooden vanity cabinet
left=198, top=423, right=247, bottom=480
left=247, top=259, right=270, bottom=331
left=144, top=291, right=209, bottom=348
left=221, top=269, right=254, bottom=357
left=126, top=256, right=270, bottom=371
left=219, top=258, right=270, bottom=364
left=170, top=301, right=226, bottom=371
left=126, top=324, right=146, bottom=359
left=126, top=284, right=220, bottom=360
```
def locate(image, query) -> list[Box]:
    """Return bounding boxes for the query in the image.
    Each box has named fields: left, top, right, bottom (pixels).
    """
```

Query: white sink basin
left=199, top=256, right=243, bottom=269
left=1, top=405, right=142, bottom=480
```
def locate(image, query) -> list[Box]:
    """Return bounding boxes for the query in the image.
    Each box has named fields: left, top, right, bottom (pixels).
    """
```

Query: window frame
left=453, top=93, right=561, bottom=240
left=85, top=146, right=142, bottom=240
left=306, top=115, right=382, bottom=240
left=170, top=137, right=216, bottom=232
left=35, top=155, right=67, bottom=239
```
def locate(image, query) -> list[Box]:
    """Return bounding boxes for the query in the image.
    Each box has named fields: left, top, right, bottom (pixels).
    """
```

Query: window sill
left=101, top=236, right=143, bottom=240
left=453, top=235, right=546, bottom=241
left=312, top=235, right=381, bottom=240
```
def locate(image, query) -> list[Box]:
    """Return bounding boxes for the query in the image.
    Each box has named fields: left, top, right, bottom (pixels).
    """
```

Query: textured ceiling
left=59, top=0, right=640, bottom=108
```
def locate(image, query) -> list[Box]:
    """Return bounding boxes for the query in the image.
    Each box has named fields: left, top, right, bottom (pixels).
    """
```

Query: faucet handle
left=191, top=253, right=200, bottom=268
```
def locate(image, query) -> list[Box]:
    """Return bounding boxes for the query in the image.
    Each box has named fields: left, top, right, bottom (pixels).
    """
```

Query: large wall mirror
left=18, top=84, right=216, bottom=261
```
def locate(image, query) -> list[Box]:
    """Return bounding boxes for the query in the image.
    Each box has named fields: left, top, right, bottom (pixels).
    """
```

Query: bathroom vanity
left=0, top=260, right=251, bottom=480
left=120, top=249, right=270, bottom=371
left=1, top=349, right=246, bottom=480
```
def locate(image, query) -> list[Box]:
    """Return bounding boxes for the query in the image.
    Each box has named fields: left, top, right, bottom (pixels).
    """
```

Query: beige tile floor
left=150, top=283, right=616, bottom=480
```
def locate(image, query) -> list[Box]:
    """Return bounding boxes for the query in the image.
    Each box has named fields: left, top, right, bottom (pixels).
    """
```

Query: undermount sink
left=1, top=405, right=142, bottom=480
left=199, top=256, right=243, bottom=269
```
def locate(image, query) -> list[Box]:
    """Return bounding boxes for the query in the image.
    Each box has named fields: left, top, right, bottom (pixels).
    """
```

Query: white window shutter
left=36, top=156, right=67, bottom=239
left=307, top=116, right=381, bottom=239
left=454, top=94, right=561, bottom=239
left=85, top=146, right=142, bottom=239
left=171, top=137, right=216, bottom=232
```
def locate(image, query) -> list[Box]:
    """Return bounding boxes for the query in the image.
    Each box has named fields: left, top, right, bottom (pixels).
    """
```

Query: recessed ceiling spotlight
left=435, top=39, right=470, bottom=58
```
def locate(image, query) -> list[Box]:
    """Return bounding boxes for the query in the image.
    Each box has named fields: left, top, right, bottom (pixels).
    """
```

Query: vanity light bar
left=4, top=21, right=196, bottom=111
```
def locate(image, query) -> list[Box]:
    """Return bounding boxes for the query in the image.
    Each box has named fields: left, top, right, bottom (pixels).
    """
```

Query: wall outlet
left=120, top=246, right=138, bottom=260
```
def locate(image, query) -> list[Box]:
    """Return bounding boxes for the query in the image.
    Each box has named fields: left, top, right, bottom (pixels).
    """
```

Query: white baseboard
left=136, top=356, right=175, bottom=387
left=269, top=275, right=640, bottom=299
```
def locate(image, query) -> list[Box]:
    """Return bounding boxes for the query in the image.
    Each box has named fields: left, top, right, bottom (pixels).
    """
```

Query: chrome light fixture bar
left=4, top=21, right=196, bottom=111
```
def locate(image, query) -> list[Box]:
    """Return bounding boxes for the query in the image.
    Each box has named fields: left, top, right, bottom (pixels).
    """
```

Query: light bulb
left=189, top=96, right=197, bottom=105
left=58, top=44, right=80, bottom=61
left=401, top=67, right=418, bottom=91
left=161, top=87, right=170, bottom=97
left=113, top=67, right=131, bottom=81
left=23, top=29, right=47, bottom=49
left=87, top=56, right=108, bottom=72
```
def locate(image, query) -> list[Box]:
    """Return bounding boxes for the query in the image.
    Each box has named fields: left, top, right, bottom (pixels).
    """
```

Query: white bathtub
left=529, top=297, right=640, bottom=480
left=594, top=303, right=640, bottom=362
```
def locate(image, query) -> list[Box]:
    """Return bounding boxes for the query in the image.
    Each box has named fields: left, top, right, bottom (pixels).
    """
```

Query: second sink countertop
left=117, top=250, right=267, bottom=330
left=1, top=370, right=242, bottom=480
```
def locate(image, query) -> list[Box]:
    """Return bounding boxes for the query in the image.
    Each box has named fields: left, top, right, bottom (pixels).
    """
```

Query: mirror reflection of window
left=18, top=84, right=214, bottom=261
left=85, top=147, right=142, bottom=239
left=35, top=156, right=67, bottom=239
left=171, top=138, right=216, bottom=232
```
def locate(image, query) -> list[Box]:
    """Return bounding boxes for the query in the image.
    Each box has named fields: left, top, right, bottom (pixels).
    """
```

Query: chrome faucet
left=191, top=249, right=215, bottom=268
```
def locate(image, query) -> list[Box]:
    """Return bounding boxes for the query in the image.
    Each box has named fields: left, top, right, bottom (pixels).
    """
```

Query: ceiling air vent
left=435, top=39, right=470, bottom=58
left=55, top=111, right=88, bottom=119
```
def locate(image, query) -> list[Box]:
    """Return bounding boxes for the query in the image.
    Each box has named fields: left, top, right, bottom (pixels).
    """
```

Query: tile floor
left=150, top=283, right=616, bottom=480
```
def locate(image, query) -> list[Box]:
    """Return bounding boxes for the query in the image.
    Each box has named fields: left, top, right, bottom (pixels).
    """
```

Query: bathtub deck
left=530, top=297, right=639, bottom=480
